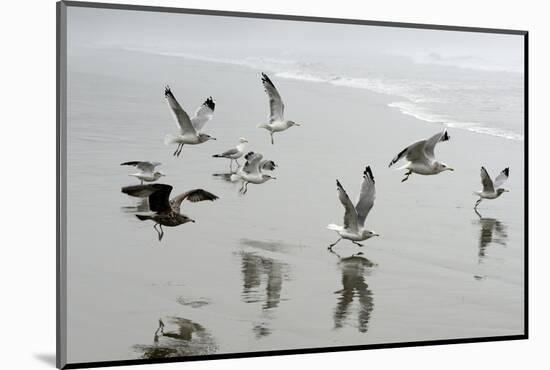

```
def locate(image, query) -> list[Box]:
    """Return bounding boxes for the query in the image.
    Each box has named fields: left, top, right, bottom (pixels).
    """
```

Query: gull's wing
left=146, top=184, right=173, bottom=214
left=336, top=180, right=359, bottom=232
left=218, top=147, right=239, bottom=157
left=260, top=159, right=277, bottom=172
left=164, top=86, right=196, bottom=135
left=493, top=167, right=510, bottom=189
left=121, top=161, right=161, bottom=173
left=170, top=189, right=219, bottom=213
left=261, top=73, right=285, bottom=122
left=423, top=130, right=450, bottom=160
left=388, top=130, right=449, bottom=167
left=388, top=139, right=427, bottom=167
left=355, top=166, right=376, bottom=228
left=242, top=151, right=263, bottom=174
left=480, top=167, right=495, bottom=193
left=191, top=97, right=215, bottom=132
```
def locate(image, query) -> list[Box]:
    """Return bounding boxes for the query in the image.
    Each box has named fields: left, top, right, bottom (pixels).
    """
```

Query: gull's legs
left=328, top=237, right=342, bottom=250
left=474, top=198, right=482, bottom=209
left=352, top=241, right=364, bottom=247
left=270, top=132, right=274, bottom=145
left=173, top=144, right=180, bottom=157
left=177, top=143, right=184, bottom=157
left=243, top=182, right=249, bottom=195
left=401, top=170, right=412, bottom=183
left=153, top=224, right=161, bottom=240
left=158, top=225, right=164, bottom=241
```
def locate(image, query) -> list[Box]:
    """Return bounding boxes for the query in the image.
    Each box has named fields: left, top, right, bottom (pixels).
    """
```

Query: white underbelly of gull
left=327, top=166, right=379, bottom=250
left=388, top=130, right=453, bottom=182
left=121, top=161, right=165, bottom=185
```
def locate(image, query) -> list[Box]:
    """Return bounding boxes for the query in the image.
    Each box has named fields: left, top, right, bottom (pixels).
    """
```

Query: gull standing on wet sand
left=134, top=184, right=219, bottom=241
left=231, top=152, right=277, bottom=194
left=474, top=167, right=510, bottom=209
left=212, top=137, right=249, bottom=170
left=258, top=73, right=300, bottom=144
left=327, top=166, right=379, bottom=250
left=164, top=86, right=217, bottom=157
left=121, top=161, right=165, bottom=185
left=388, top=130, right=454, bottom=182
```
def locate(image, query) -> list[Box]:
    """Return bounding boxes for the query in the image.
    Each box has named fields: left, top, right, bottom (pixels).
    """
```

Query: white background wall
left=0, top=0, right=544, bottom=368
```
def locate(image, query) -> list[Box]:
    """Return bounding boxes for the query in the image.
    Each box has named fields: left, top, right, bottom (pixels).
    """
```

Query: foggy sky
left=67, top=6, right=524, bottom=72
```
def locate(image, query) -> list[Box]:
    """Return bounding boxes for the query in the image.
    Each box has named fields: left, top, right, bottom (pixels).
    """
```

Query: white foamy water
left=125, top=47, right=524, bottom=142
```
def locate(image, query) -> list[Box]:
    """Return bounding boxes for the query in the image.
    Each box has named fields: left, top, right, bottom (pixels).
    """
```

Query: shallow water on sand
left=65, top=49, right=525, bottom=363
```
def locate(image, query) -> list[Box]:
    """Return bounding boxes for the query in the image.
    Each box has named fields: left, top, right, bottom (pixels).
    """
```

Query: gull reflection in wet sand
left=474, top=209, right=508, bottom=262
left=330, top=251, right=375, bottom=333
left=240, top=239, right=290, bottom=337
left=120, top=198, right=150, bottom=214
left=133, top=317, right=217, bottom=359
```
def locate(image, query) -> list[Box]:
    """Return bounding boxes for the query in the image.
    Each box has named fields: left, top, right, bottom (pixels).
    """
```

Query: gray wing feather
left=480, top=167, right=495, bottom=193
left=355, top=166, right=376, bottom=228
left=493, top=167, right=510, bottom=189
left=261, top=73, right=285, bottom=122
left=164, top=86, right=196, bottom=135
left=337, top=180, right=358, bottom=232
left=191, top=97, right=215, bottom=132
left=170, top=189, right=219, bottom=213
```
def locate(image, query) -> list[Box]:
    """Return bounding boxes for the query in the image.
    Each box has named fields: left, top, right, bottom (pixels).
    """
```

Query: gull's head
left=363, top=230, right=380, bottom=239
left=436, top=162, right=454, bottom=173
left=238, top=137, right=249, bottom=143
left=288, top=120, right=301, bottom=127
left=497, top=188, right=510, bottom=196
left=154, top=171, right=166, bottom=178
left=199, top=133, right=216, bottom=142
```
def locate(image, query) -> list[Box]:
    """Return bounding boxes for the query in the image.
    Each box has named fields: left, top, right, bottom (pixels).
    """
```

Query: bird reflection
left=133, top=317, right=217, bottom=359
left=474, top=209, right=508, bottom=262
left=241, top=252, right=284, bottom=310
left=330, top=250, right=375, bottom=333
left=239, top=239, right=290, bottom=338
left=120, top=198, right=150, bottom=214
left=212, top=171, right=237, bottom=182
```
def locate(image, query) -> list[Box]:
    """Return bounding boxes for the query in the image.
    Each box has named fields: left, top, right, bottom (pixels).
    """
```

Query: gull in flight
left=164, top=86, right=216, bottom=157
left=388, top=130, right=453, bottom=182
left=230, top=151, right=277, bottom=194
left=474, top=167, right=510, bottom=209
left=258, top=73, right=300, bottom=145
left=134, top=184, right=219, bottom=241
left=121, top=161, right=165, bottom=185
left=327, top=166, right=379, bottom=250
left=212, top=137, right=249, bottom=170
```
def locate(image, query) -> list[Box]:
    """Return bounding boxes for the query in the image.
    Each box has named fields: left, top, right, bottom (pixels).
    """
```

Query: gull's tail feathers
left=257, top=123, right=270, bottom=129
left=327, top=224, right=343, bottom=231
left=230, top=174, right=242, bottom=182
left=164, top=134, right=180, bottom=145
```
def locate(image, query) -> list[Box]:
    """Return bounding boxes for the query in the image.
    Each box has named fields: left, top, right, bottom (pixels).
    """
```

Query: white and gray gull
left=212, top=137, right=249, bottom=170
left=327, top=166, right=379, bottom=250
left=474, top=166, right=510, bottom=209
left=230, top=151, right=277, bottom=194
left=257, top=73, right=300, bottom=145
left=164, top=86, right=216, bottom=157
left=388, top=130, right=453, bottom=182
left=121, top=161, right=165, bottom=185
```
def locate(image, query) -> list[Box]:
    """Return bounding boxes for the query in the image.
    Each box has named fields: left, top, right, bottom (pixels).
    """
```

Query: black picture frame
left=57, top=1, right=529, bottom=368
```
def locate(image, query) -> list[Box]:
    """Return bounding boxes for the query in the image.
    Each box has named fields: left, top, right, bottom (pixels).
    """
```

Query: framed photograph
left=57, top=1, right=528, bottom=368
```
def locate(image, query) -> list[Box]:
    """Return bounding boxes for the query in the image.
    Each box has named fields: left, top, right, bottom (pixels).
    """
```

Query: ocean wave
left=388, top=101, right=524, bottom=141
left=123, top=47, right=523, bottom=141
